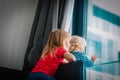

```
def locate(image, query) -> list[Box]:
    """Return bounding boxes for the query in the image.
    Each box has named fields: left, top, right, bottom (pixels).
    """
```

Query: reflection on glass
left=86, top=1, right=120, bottom=80
left=86, top=6, right=120, bottom=62
left=86, top=62, right=120, bottom=80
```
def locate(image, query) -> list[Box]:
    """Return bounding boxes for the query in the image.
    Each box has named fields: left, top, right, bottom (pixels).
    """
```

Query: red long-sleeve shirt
left=31, top=47, right=66, bottom=77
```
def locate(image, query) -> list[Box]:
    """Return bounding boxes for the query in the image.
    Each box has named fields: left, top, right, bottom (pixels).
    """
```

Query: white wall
left=0, top=0, right=38, bottom=70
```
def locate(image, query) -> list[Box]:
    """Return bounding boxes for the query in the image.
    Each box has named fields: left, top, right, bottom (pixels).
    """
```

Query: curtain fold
left=72, top=0, right=88, bottom=37
left=23, top=0, right=75, bottom=71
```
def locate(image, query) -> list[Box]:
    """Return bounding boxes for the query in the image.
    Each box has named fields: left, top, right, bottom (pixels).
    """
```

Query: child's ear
left=64, top=40, right=70, bottom=50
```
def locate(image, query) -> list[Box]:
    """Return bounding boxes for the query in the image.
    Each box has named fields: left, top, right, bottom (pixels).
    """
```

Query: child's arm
left=82, top=54, right=94, bottom=67
left=63, top=52, right=76, bottom=62
left=63, top=58, right=69, bottom=63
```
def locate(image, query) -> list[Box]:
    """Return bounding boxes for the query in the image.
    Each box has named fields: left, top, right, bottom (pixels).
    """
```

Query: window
left=86, top=0, right=120, bottom=80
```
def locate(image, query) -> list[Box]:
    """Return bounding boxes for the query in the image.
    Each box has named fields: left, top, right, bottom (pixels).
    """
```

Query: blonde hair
left=41, top=29, right=70, bottom=59
left=69, top=35, right=87, bottom=52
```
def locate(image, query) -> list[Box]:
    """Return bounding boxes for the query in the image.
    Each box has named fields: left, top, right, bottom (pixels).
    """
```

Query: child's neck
left=73, top=48, right=82, bottom=52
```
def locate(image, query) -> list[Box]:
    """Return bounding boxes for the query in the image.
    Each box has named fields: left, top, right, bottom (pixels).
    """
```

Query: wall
left=0, top=0, right=38, bottom=70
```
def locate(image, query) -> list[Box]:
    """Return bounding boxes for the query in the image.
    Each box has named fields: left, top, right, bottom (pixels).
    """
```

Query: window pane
left=86, top=5, right=120, bottom=63
left=86, top=62, right=120, bottom=80
left=86, top=1, right=120, bottom=80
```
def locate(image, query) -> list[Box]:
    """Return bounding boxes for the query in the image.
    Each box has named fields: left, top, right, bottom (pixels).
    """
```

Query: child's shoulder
left=74, top=51, right=87, bottom=57
left=55, top=47, right=67, bottom=57
left=72, top=51, right=84, bottom=54
left=56, top=47, right=65, bottom=51
left=55, top=47, right=67, bottom=53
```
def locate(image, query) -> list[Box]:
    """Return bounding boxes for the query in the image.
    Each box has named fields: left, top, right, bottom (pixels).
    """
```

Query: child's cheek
left=66, top=41, right=70, bottom=50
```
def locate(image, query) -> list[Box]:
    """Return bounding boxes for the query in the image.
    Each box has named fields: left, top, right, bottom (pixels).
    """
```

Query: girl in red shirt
left=26, top=29, right=76, bottom=80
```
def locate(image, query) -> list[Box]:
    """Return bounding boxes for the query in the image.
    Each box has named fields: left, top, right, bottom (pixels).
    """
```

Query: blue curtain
left=72, top=0, right=88, bottom=37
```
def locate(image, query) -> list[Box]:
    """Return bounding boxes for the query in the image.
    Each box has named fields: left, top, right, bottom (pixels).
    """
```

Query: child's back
left=71, top=51, right=94, bottom=67
left=32, top=47, right=69, bottom=76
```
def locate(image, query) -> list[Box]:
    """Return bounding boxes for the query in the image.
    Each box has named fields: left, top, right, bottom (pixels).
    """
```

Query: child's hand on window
left=91, top=54, right=97, bottom=62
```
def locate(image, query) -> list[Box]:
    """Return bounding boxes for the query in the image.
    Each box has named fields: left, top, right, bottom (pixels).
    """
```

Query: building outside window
left=86, top=0, right=120, bottom=80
